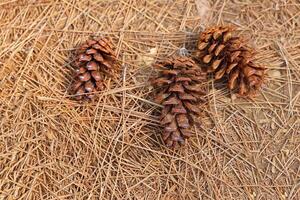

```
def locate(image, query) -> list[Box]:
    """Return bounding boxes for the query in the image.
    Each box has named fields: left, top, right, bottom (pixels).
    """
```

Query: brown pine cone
left=195, top=25, right=265, bottom=96
left=70, top=37, right=117, bottom=100
left=152, top=56, right=206, bottom=148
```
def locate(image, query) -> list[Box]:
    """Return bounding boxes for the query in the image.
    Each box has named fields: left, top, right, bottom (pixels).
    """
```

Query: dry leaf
left=271, top=118, right=276, bottom=129
left=195, top=0, right=212, bottom=25
left=259, top=119, right=269, bottom=123
left=0, top=59, right=14, bottom=80
left=138, top=47, right=157, bottom=66
left=231, top=94, right=237, bottom=101
left=271, top=157, right=276, bottom=173
left=44, top=128, right=55, bottom=140
left=268, top=70, right=281, bottom=78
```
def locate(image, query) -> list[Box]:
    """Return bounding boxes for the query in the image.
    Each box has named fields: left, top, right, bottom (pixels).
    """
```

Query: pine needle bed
left=0, top=0, right=299, bottom=199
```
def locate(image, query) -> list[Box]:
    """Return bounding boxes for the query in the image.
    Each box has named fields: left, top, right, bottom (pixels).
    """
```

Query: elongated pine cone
left=70, top=37, right=117, bottom=100
left=195, top=25, right=265, bottom=96
left=152, top=56, right=206, bottom=147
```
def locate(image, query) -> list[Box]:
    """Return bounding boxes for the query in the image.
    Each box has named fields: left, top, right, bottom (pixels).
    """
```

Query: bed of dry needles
left=0, top=0, right=299, bottom=199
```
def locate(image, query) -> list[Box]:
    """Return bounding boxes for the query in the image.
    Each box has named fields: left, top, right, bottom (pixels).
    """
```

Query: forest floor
left=0, top=0, right=299, bottom=199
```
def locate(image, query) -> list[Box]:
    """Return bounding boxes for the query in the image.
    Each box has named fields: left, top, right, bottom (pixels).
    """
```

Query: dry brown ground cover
left=0, top=0, right=299, bottom=199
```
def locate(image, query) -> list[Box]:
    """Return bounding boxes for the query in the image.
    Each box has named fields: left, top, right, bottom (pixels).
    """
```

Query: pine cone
left=195, top=25, right=265, bottom=96
left=70, top=37, right=117, bottom=100
left=152, top=56, right=206, bottom=147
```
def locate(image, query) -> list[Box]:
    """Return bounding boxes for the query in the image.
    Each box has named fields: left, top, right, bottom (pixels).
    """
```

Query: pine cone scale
left=86, top=48, right=97, bottom=54
left=79, top=54, right=92, bottom=62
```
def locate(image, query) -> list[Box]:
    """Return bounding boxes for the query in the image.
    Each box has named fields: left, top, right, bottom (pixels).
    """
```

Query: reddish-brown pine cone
left=152, top=56, right=207, bottom=148
left=70, top=37, right=117, bottom=100
left=195, top=25, right=265, bottom=97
